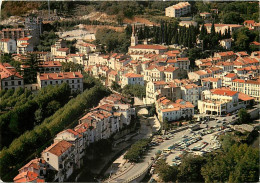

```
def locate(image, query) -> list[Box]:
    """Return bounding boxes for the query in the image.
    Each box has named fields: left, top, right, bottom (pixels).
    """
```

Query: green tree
left=178, top=154, right=206, bottom=182
left=155, top=159, right=178, bottom=182
left=237, top=108, right=251, bottom=124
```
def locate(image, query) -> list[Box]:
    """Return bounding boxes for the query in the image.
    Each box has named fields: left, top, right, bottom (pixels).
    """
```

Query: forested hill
left=1, top=1, right=259, bottom=24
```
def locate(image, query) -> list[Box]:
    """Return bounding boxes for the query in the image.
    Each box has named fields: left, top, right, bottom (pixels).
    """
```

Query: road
left=106, top=128, right=191, bottom=182
left=106, top=112, right=239, bottom=183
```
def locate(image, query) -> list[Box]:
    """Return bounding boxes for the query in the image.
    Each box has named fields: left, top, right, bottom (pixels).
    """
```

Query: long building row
left=13, top=93, right=135, bottom=182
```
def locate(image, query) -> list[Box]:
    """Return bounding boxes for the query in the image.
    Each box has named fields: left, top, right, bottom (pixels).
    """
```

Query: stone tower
left=131, top=25, right=138, bottom=46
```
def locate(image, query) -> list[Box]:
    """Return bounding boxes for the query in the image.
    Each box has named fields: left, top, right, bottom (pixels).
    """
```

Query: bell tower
left=131, top=25, right=138, bottom=46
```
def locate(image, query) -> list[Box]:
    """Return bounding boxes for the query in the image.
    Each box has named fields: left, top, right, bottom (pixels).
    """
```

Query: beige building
left=0, top=38, right=16, bottom=53
left=38, top=61, right=62, bottom=73
left=42, top=140, right=74, bottom=182
left=201, top=77, right=222, bottom=90
left=156, top=97, right=194, bottom=122
left=37, top=72, right=83, bottom=93
left=0, top=63, right=24, bottom=90
left=17, top=37, right=33, bottom=54
left=121, top=73, right=144, bottom=88
left=220, top=39, right=232, bottom=49
left=145, top=80, right=167, bottom=104
left=231, top=79, right=260, bottom=102
left=54, top=129, right=84, bottom=169
left=198, top=88, right=254, bottom=115
left=165, top=2, right=191, bottom=18
left=181, top=84, right=202, bottom=106
left=76, top=42, right=96, bottom=54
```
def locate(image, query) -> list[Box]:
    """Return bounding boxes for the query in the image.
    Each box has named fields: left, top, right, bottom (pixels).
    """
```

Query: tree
left=155, top=159, right=178, bottom=182
left=34, top=108, right=43, bottom=125
left=237, top=108, right=251, bottom=124
left=222, top=12, right=244, bottom=24
left=178, top=154, right=206, bottom=182
left=23, top=54, right=40, bottom=84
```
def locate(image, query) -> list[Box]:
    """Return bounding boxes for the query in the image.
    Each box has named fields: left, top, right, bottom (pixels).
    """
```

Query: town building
left=200, top=12, right=211, bottom=19
left=0, top=63, right=24, bottom=90
left=156, top=97, right=194, bottom=122
left=42, top=140, right=75, bottom=182
left=231, top=79, right=260, bottom=102
left=165, top=2, right=191, bottom=18
left=37, top=72, right=83, bottom=93
left=181, top=83, right=202, bottom=106
left=54, top=129, right=84, bottom=169
left=17, top=37, right=33, bottom=54
left=201, top=77, right=222, bottom=90
left=121, top=73, right=144, bottom=88
left=220, top=38, right=232, bottom=49
left=0, top=28, right=31, bottom=40
left=0, top=38, right=16, bottom=53
left=38, top=61, right=62, bottom=73
left=13, top=158, right=46, bottom=183
left=198, top=88, right=254, bottom=115
left=76, top=42, right=96, bottom=54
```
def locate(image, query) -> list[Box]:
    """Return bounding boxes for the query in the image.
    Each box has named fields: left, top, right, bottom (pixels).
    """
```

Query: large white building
left=156, top=97, right=194, bottom=122
left=165, top=2, right=191, bottom=18
left=37, top=72, right=83, bottom=93
left=231, top=79, right=260, bottom=102
left=42, top=140, right=75, bottom=182
left=0, top=38, right=16, bottom=53
left=121, top=73, right=144, bottom=88
left=198, top=88, right=254, bottom=115
left=16, top=37, right=33, bottom=54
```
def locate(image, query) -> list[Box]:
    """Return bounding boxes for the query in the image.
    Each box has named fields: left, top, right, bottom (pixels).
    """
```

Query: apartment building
left=231, top=79, right=260, bottom=102
left=128, top=44, right=167, bottom=55
left=198, top=88, right=254, bottom=115
left=0, top=28, right=31, bottom=40
left=181, top=84, right=202, bottom=106
left=0, top=38, right=16, bottom=53
left=42, top=140, right=75, bottom=182
left=214, top=51, right=237, bottom=62
left=121, top=73, right=144, bottom=88
left=17, top=37, right=33, bottom=54
left=37, top=72, right=83, bottom=93
left=76, top=42, right=96, bottom=54
left=201, top=77, right=222, bottom=90
left=223, top=73, right=237, bottom=87
left=165, top=2, right=191, bottom=18
left=107, top=70, right=119, bottom=87
left=188, top=70, right=212, bottom=81
left=0, top=63, right=24, bottom=90
left=67, top=53, right=86, bottom=65
left=54, top=129, right=84, bottom=169
left=156, top=97, right=194, bottom=122
left=145, top=80, right=167, bottom=104
left=38, top=61, right=62, bottom=73
left=13, top=158, right=46, bottom=182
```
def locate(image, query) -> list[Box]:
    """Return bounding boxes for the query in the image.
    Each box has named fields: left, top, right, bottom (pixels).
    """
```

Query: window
left=11, top=76, right=14, bottom=80
left=72, top=80, right=74, bottom=83
left=18, top=81, right=21, bottom=85
left=47, top=153, right=49, bottom=156
left=5, top=82, right=8, bottom=86
left=45, top=81, right=47, bottom=85
left=47, top=158, right=49, bottom=161
left=11, top=81, right=14, bottom=85
left=50, top=81, right=53, bottom=84
left=56, top=81, right=58, bottom=84
left=72, top=85, right=74, bottom=88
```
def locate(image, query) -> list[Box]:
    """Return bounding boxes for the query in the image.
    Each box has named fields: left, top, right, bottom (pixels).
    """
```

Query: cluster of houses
left=13, top=93, right=136, bottom=182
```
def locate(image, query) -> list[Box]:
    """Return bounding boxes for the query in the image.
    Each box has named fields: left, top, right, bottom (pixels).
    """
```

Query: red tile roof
left=39, top=61, right=62, bottom=67
left=124, top=73, right=143, bottom=78
left=225, top=73, right=236, bottom=78
left=18, top=37, right=30, bottom=41
left=43, top=140, right=72, bottom=157
left=57, top=48, right=69, bottom=52
left=38, top=72, right=83, bottom=80
left=212, top=89, right=237, bottom=96
left=0, top=63, right=23, bottom=79
left=0, top=38, right=10, bottom=42
left=129, top=44, right=167, bottom=50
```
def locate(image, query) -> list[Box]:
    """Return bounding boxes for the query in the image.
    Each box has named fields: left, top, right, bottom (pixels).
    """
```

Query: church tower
left=131, top=25, right=138, bottom=46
